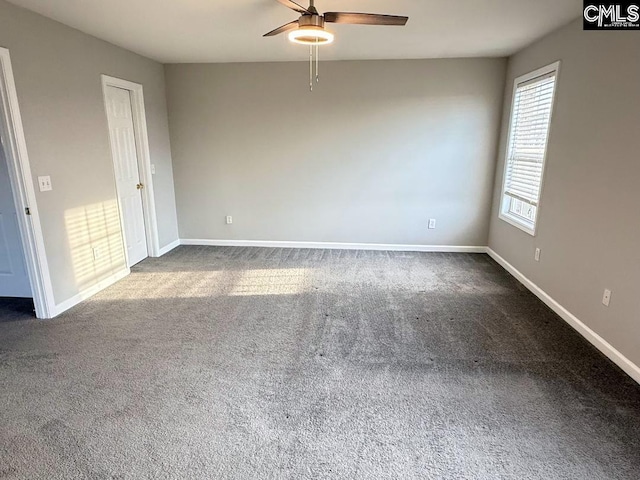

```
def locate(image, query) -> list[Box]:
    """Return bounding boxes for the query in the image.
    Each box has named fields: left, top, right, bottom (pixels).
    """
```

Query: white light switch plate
left=226, top=216, right=233, bottom=225
left=428, top=219, right=436, bottom=229
left=38, top=175, right=52, bottom=192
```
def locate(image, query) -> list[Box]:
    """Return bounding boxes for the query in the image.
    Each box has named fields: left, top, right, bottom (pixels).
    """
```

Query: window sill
left=499, top=212, right=536, bottom=236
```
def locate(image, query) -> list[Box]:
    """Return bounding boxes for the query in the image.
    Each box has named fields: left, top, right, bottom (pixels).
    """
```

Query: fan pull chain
left=308, top=42, right=321, bottom=92
left=315, top=42, right=319, bottom=84
left=309, top=45, right=313, bottom=91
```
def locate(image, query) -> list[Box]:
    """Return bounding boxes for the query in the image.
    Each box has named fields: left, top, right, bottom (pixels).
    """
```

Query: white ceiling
left=8, top=0, right=582, bottom=63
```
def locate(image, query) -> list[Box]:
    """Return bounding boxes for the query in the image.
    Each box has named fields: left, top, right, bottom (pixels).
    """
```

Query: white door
left=104, top=85, right=148, bottom=266
left=0, top=133, right=31, bottom=297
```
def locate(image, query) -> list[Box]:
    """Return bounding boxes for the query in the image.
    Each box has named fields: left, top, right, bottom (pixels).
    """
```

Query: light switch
left=38, top=176, right=52, bottom=192
left=150, top=164, right=156, bottom=175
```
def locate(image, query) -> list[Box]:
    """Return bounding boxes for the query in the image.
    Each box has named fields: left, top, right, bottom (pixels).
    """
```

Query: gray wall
left=488, top=20, right=640, bottom=367
left=165, top=59, right=506, bottom=246
left=0, top=0, right=179, bottom=304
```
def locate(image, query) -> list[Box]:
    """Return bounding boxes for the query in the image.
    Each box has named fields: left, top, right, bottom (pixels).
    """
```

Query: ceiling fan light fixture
left=288, top=27, right=334, bottom=45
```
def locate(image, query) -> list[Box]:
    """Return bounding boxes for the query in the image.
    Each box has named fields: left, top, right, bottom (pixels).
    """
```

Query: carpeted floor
left=1, top=246, right=639, bottom=479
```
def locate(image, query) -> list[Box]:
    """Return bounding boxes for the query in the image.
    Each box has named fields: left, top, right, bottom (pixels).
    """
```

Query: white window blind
left=504, top=72, right=556, bottom=207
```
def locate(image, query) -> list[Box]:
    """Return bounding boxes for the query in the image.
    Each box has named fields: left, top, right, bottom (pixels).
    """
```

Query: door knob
left=136, top=183, right=144, bottom=190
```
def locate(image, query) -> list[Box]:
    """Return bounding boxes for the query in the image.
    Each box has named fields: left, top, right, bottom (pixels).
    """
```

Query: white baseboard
left=179, top=239, right=487, bottom=253
left=157, top=239, right=180, bottom=256
left=51, top=268, right=130, bottom=317
left=487, top=248, right=640, bottom=385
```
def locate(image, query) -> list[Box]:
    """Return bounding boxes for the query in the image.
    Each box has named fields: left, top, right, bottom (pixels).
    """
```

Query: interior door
left=104, top=85, right=148, bottom=266
left=0, top=133, right=31, bottom=297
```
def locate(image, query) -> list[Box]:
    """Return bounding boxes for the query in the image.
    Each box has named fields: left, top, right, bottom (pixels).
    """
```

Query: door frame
left=101, top=75, right=160, bottom=263
left=0, top=47, right=56, bottom=318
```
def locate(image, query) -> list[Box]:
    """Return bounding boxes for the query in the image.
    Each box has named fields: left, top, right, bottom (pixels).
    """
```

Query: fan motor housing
left=298, top=14, right=325, bottom=29
left=290, top=14, right=333, bottom=45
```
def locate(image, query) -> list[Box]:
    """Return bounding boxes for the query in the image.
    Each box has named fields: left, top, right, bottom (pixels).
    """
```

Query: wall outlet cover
left=602, top=289, right=612, bottom=307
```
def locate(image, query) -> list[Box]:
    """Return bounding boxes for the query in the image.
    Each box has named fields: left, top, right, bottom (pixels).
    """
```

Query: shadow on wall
left=64, top=199, right=126, bottom=291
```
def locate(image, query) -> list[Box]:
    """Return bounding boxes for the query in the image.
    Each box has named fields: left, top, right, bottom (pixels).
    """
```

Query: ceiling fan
left=264, top=0, right=409, bottom=44
left=264, top=0, right=409, bottom=89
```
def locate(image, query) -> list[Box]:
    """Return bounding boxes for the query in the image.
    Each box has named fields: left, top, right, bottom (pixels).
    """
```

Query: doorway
left=0, top=47, right=55, bottom=318
left=102, top=76, right=159, bottom=267
left=0, top=129, right=31, bottom=298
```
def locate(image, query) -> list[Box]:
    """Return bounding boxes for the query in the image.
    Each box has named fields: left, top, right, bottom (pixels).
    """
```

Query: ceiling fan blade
left=324, top=12, right=408, bottom=26
left=275, top=0, right=310, bottom=14
left=263, top=20, right=300, bottom=37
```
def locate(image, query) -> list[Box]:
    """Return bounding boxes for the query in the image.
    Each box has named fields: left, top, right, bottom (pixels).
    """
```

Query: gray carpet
left=1, top=246, right=639, bottom=479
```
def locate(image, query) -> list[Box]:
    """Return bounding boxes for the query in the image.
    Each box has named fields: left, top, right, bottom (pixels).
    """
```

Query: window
left=499, top=62, right=559, bottom=235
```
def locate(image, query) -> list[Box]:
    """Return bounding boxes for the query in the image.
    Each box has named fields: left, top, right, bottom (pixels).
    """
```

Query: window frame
left=499, top=61, right=561, bottom=236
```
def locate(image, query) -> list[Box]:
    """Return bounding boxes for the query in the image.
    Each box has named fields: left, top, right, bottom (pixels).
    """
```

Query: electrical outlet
left=92, top=247, right=101, bottom=261
left=602, top=289, right=612, bottom=307
left=226, top=216, right=233, bottom=225
left=428, top=219, right=436, bottom=229
left=534, top=248, right=541, bottom=262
